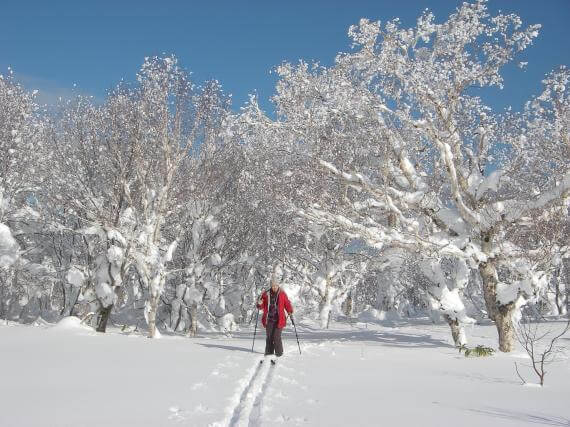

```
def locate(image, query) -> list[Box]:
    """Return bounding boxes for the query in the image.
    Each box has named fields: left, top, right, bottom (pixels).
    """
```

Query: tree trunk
left=147, top=294, right=159, bottom=338
left=60, top=281, right=67, bottom=316
left=479, top=230, right=497, bottom=321
left=1, top=270, right=15, bottom=323
left=554, top=266, right=567, bottom=316
left=0, top=273, right=7, bottom=321
left=443, top=314, right=465, bottom=346
left=479, top=260, right=498, bottom=322
left=375, top=272, right=395, bottom=312
left=319, top=279, right=331, bottom=329
left=189, top=302, right=198, bottom=337
left=174, top=301, right=184, bottom=332
left=69, top=288, right=81, bottom=317
left=495, top=304, right=516, bottom=352
left=96, top=304, right=113, bottom=332
left=343, top=293, right=353, bottom=317
left=478, top=241, right=517, bottom=352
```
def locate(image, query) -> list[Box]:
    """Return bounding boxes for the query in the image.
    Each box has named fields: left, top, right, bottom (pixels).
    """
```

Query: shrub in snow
left=514, top=316, right=570, bottom=386
left=460, top=345, right=495, bottom=358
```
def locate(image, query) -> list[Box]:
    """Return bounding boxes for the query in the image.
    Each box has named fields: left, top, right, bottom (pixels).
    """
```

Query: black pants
left=265, top=320, right=283, bottom=357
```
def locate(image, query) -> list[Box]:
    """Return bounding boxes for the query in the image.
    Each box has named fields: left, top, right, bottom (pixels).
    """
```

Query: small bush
left=464, top=345, right=495, bottom=357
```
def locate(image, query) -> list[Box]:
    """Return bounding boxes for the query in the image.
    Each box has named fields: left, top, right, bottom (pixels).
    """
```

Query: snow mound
left=50, top=316, right=93, bottom=332
left=357, top=307, right=401, bottom=323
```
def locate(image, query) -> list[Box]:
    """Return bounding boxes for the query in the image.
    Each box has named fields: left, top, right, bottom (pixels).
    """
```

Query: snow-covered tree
left=126, top=58, right=231, bottom=338
left=49, top=92, right=137, bottom=331
left=418, top=257, right=475, bottom=345
left=0, top=223, right=19, bottom=321
left=269, top=1, right=569, bottom=351
left=0, top=70, right=42, bottom=225
left=282, top=225, right=365, bottom=328
left=0, top=70, right=49, bottom=322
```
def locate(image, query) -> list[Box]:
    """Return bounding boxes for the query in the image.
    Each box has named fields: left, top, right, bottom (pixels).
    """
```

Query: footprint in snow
left=274, top=390, right=288, bottom=399
left=274, top=414, right=309, bottom=424
left=168, top=406, right=188, bottom=422
left=192, top=403, right=213, bottom=414
left=211, top=369, right=228, bottom=377
left=275, top=375, right=298, bottom=385
left=220, top=361, right=239, bottom=368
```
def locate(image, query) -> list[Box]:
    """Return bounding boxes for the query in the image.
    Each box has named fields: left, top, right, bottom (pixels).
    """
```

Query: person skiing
left=257, top=274, right=293, bottom=363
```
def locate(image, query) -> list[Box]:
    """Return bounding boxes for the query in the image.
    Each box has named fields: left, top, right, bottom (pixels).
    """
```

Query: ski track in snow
left=249, top=359, right=278, bottom=426
left=218, top=357, right=276, bottom=427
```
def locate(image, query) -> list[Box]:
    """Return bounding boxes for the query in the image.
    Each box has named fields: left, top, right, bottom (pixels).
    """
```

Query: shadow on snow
left=468, top=407, right=570, bottom=426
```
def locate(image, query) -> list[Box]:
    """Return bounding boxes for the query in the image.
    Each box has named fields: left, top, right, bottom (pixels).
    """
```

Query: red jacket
left=257, top=288, right=293, bottom=329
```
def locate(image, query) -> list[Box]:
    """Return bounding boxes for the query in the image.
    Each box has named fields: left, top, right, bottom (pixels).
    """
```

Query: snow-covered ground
left=1, top=318, right=569, bottom=427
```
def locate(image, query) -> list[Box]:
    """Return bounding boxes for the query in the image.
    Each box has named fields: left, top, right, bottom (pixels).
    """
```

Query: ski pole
left=252, top=303, right=260, bottom=352
left=290, top=314, right=302, bottom=355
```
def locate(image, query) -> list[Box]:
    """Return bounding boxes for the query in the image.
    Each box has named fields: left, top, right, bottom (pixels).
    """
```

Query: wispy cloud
left=8, top=71, right=104, bottom=106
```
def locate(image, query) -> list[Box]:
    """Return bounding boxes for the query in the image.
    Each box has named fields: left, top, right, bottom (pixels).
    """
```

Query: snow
left=95, top=282, right=115, bottom=307
left=205, top=215, right=220, bottom=232
left=107, top=245, right=124, bottom=264
left=1, top=319, right=568, bottom=427
left=107, top=229, right=127, bottom=246
left=220, top=313, right=238, bottom=332
left=357, top=307, right=401, bottom=322
left=0, top=4, right=568, bottom=425
left=0, top=223, right=19, bottom=268
left=436, top=207, right=468, bottom=235
left=476, top=170, right=503, bottom=200
left=66, top=266, right=85, bottom=288
left=79, top=224, right=106, bottom=239
left=165, top=240, right=178, bottom=263
left=210, top=253, right=222, bottom=266
left=49, top=316, right=94, bottom=332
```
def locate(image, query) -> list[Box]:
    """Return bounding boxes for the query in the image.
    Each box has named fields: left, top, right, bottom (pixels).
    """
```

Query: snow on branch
left=505, top=171, right=570, bottom=224
left=300, top=206, right=469, bottom=260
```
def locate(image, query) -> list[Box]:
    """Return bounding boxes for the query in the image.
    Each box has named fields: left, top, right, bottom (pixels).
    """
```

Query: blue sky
left=1, top=1, right=568, bottom=114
